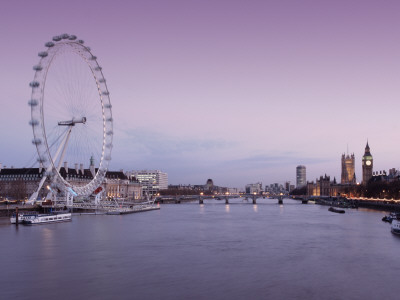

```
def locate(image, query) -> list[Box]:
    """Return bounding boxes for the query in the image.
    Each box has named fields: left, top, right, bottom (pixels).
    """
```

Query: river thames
left=1, top=198, right=400, bottom=299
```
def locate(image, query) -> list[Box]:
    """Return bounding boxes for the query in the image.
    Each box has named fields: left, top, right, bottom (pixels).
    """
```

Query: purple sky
left=1, top=0, right=400, bottom=189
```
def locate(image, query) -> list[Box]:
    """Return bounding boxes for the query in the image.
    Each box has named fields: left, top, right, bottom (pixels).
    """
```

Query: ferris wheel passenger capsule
left=106, top=130, right=113, bottom=136
left=28, top=99, right=38, bottom=106
left=45, top=42, right=55, bottom=47
left=104, top=104, right=112, bottom=109
left=78, top=40, right=84, bottom=44
left=38, top=51, right=48, bottom=58
left=33, top=65, right=43, bottom=71
left=61, top=34, right=69, bottom=39
left=29, top=81, right=40, bottom=88
left=95, top=66, right=102, bottom=71
left=102, top=91, right=109, bottom=96
left=32, top=138, right=42, bottom=145
left=29, top=119, right=39, bottom=126
left=52, top=35, right=62, bottom=41
left=99, top=78, right=106, bottom=83
left=68, top=35, right=77, bottom=40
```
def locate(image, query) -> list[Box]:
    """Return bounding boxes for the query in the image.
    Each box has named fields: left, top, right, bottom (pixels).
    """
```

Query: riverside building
left=0, top=160, right=142, bottom=201
left=296, top=165, right=306, bottom=188
left=245, top=182, right=263, bottom=194
left=129, top=170, right=168, bottom=196
left=341, top=152, right=356, bottom=184
left=265, top=183, right=285, bottom=195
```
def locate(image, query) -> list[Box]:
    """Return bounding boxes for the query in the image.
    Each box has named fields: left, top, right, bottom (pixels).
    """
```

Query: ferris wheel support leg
left=55, top=126, right=73, bottom=172
left=49, top=126, right=74, bottom=206
left=27, top=126, right=73, bottom=204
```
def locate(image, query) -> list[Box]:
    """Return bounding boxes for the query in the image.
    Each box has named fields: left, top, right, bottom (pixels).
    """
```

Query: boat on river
left=10, top=212, right=38, bottom=224
left=22, top=212, right=71, bottom=225
left=382, top=212, right=400, bottom=223
left=328, top=207, right=345, bottom=214
left=391, top=219, right=400, bottom=235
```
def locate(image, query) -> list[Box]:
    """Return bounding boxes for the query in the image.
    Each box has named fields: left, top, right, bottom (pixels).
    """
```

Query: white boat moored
left=10, top=212, right=39, bottom=224
left=22, top=213, right=72, bottom=225
left=391, top=219, right=400, bottom=235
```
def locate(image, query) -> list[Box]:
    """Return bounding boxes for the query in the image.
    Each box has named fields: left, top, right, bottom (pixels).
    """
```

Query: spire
left=364, top=140, right=372, bottom=156
left=90, top=155, right=95, bottom=177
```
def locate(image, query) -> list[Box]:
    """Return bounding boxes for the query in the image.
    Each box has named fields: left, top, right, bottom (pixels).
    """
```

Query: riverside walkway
left=296, top=196, right=400, bottom=211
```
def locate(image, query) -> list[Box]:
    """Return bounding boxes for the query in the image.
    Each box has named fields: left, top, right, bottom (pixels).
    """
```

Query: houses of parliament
left=340, top=142, right=373, bottom=185
left=307, top=142, right=373, bottom=196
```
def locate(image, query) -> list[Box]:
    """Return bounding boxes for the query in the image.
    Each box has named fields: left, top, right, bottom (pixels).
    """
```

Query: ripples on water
left=1, top=198, right=400, bottom=300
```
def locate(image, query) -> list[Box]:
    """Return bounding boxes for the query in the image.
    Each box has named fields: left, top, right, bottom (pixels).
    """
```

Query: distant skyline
left=1, top=0, right=400, bottom=188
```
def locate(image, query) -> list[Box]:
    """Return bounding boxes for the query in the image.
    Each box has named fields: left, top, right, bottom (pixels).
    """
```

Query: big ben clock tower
left=362, top=141, right=373, bottom=184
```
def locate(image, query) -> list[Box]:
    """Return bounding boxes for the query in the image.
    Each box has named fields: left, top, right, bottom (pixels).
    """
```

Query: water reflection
left=225, top=204, right=230, bottom=213
left=253, top=204, right=258, bottom=213
left=41, top=227, right=55, bottom=258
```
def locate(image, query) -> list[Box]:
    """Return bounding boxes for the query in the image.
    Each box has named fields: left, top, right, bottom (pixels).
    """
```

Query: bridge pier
left=15, top=207, right=19, bottom=226
left=225, top=197, right=229, bottom=204
left=278, top=197, right=283, bottom=204
left=199, top=196, right=203, bottom=204
left=252, top=195, right=256, bottom=204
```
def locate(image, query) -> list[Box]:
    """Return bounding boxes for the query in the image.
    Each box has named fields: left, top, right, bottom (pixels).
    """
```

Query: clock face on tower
left=366, top=160, right=371, bottom=166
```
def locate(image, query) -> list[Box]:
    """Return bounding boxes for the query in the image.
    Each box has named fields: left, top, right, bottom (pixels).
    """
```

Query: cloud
left=109, top=127, right=336, bottom=186
left=116, top=127, right=236, bottom=158
left=218, top=153, right=334, bottom=171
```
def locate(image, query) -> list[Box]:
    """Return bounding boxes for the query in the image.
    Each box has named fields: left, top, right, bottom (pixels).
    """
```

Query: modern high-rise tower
left=341, top=153, right=356, bottom=184
left=296, top=165, right=306, bottom=188
left=362, top=141, right=373, bottom=184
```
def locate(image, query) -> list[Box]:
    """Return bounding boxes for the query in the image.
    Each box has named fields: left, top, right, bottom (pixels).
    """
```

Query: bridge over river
left=154, top=194, right=285, bottom=204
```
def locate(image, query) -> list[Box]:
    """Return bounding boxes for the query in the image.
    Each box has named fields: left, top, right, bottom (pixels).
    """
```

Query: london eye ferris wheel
left=28, top=34, right=113, bottom=202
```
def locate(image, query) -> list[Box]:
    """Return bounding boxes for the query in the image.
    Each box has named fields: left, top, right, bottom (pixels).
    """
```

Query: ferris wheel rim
left=29, top=34, right=113, bottom=196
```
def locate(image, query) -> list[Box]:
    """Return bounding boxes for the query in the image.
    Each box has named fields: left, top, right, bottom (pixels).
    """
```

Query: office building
left=296, top=165, right=306, bottom=188
left=130, top=170, right=168, bottom=196
left=245, top=182, right=263, bottom=194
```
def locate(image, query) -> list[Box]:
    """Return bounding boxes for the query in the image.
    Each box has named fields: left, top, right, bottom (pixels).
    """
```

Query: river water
left=1, top=198, right=400, bottom=300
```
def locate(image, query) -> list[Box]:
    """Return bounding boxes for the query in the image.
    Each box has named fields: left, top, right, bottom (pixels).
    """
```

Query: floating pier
left=106, top=206, right=160, bottom=215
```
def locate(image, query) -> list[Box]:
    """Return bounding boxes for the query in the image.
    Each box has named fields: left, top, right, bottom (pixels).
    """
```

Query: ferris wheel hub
left=58, top=117, right=87, bottom=126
